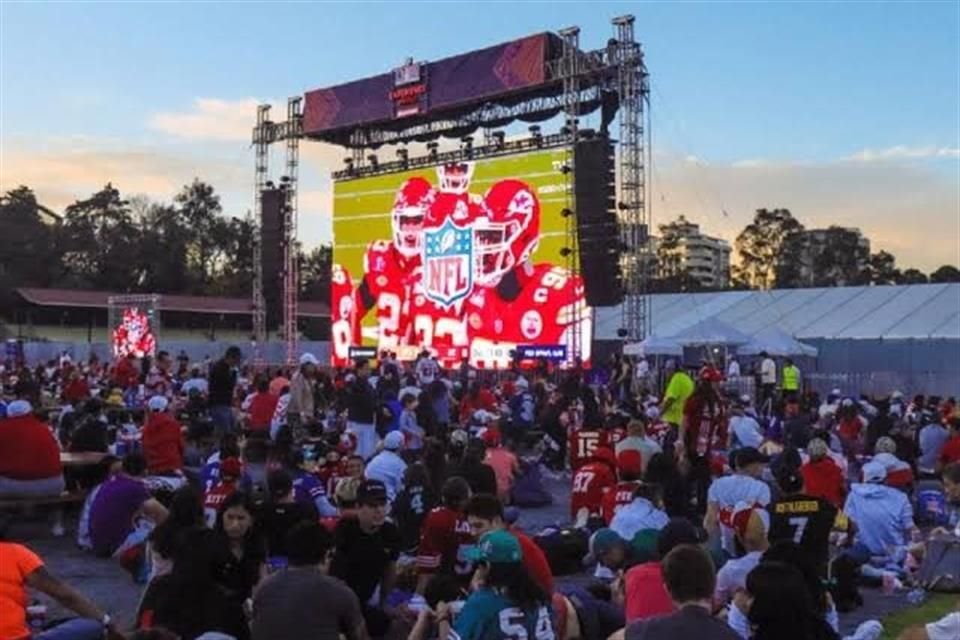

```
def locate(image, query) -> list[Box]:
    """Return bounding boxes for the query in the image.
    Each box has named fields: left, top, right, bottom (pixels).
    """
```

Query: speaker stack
left=574, top=136, right=624, bottom=307
left=259, top=188, right=286, bottom=331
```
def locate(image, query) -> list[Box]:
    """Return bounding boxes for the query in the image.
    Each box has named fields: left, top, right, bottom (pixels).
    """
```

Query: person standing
left=759, top=352, right=777, bottom=413
left=346, top=359, right=378, bottom=460
left=287, top=353, right=318, bottom=442
left=208, top=346, right=242, bottom=436
left=781, top=358, right=801, bottom=400
left=364, top=432, right=407, bottom=501
left=660, top=368, right=695, bottom=430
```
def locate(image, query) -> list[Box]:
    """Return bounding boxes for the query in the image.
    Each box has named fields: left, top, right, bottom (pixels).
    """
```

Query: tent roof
left=739, top=326, right=818, bottom=357
left=595, top=283, right=960, bottom=341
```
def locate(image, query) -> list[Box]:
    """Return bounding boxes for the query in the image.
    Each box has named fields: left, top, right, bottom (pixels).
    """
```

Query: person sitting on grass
left=88, top=452, right=169, bottom=580
left=1, top=517, right=123, bottom=640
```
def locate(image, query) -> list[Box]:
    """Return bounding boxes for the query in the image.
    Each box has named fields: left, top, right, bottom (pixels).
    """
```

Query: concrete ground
left=7, top=472, right=910, bottom=636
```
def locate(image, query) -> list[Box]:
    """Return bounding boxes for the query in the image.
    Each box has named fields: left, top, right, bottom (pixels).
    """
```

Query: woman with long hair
left=729, top=561, right=839, bottom=640
left=137, top=527, right=237, bottom=639
left=211, top=491, right=265, bottom=640
left=434, top=530, right=554, bottom=640
left=147, top=486, right=204, bottom=580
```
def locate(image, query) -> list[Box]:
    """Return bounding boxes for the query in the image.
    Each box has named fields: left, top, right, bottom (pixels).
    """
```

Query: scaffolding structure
left=251, top=97, right=304, bottom=366
left=558, top=26, right=583, bottom=364
left=613, top=15, right=652, bottom=343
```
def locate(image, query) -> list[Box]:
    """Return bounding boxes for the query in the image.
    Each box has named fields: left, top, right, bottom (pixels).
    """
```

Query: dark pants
left=210, top=405, right=235, bottom=437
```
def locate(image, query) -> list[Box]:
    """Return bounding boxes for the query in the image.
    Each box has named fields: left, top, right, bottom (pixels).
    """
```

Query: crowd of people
left=1, top=347, right=959, bottom=640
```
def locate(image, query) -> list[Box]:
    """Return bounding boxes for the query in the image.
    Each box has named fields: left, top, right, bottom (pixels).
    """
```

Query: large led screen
left=331, top=148, right=592, bottom=368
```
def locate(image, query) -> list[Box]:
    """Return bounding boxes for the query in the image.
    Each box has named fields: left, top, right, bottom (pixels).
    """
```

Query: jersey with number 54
left=466, top=263, right=591, bottom=368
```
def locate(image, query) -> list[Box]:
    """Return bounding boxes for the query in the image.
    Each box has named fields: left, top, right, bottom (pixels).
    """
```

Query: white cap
left=299, top=352, right=319, bottom=366
left=891, top=390, right=904, bottom=400
left=7, top=400, right=32, bottom=418
left=830, top=388, right=842, bottom=397
left=515, top=376, right=529, bottom=389
left=383, top=431, right=405, bottom=450
left=148, top=395, right=169, bottom=412
left=645, top=406, right=660, bottom=420
left=862, top=461, right=887, bottom=483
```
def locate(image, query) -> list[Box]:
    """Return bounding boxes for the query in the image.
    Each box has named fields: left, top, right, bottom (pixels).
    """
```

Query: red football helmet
left=392, top=176, right=434, bottom=258
left=436, top=161, right=474, bottom=194
left=474, top=179, right=541, bottom=287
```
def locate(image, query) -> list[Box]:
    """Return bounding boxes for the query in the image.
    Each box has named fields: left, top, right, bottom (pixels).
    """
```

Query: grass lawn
left=880, top=593, right=958, bottom=639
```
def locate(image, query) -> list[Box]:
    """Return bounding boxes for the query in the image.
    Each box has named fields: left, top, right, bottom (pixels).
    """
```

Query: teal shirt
left=449, top=589, right=554, bottom=640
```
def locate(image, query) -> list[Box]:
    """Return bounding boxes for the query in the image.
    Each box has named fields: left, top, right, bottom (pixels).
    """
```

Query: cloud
left=845, top=145, right=960, bottom=163
left=148, top=98, right=277, bottom=142
left=653, top=151, right=960, bottom=272
left=0, top=137, right=249, bottom=213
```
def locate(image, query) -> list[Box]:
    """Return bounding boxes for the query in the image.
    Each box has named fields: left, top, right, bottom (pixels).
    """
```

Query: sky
left=1, top=1, right=958, bottom=272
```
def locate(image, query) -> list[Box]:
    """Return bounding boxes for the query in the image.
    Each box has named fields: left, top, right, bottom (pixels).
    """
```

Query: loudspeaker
left=260, top=188, right=286, bottom=331
left=574, top=137, right=623, bottom=307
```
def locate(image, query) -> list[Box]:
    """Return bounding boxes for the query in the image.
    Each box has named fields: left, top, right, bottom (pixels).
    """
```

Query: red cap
left=482, top=427, right=501, bottom=447
left=220, top=457, right=243, bottom=478
left=616, top=450, right=643, bottom=477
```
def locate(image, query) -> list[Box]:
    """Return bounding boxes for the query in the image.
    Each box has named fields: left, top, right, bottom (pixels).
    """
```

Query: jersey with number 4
left=465, top=264, right=590, bottom=368
left=768, top=493, right=837, bottom=567
left=570, top=461, right=616, bottom=519
left=416, top=506, right=476, bottom=578
left=450, top=589, right=555, bottom=640
left=358, top=240, right=418, bottom=354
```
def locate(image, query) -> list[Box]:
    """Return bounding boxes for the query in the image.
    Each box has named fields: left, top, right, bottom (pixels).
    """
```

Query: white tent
left=624, top=335, right=683, bottom=356
left=739, top=326, right=818, bottom=357
left=671, top=317, right=752, bottom=347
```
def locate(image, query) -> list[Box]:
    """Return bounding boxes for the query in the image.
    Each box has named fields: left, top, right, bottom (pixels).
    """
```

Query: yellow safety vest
left=782, top=365, right=800, bottom=391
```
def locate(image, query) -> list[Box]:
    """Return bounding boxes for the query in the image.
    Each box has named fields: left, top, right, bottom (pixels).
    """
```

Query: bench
left=0, top=491, right=88, bottom=510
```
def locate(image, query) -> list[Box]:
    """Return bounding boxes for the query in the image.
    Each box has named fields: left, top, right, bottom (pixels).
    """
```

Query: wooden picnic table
left=60, top=451, right=108, bottom=467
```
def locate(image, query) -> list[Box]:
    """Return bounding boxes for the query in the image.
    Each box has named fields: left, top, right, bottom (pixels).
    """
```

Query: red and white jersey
left=465, top=264, right=591, bottom=369
left=405, top=279, right=469, bottom=365
left=416, top=506, right=476, bottom=577
left=203, top=480, right=238, bottom=528
left=330, top=264, right=359, bottom=367
left=601, top=480, right=643, bottom=524
left=357, top=240, right=419, bottom=354
left=570, top=461, right=616, bottom=519
left=568, top=429, right=620, bottom=471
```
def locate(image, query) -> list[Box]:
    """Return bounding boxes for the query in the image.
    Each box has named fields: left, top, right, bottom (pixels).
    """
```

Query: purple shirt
left=89, top=475, right=150, bottom=555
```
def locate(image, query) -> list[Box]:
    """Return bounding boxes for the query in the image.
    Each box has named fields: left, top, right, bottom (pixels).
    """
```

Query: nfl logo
left=423, top=218, right=473, bottom=309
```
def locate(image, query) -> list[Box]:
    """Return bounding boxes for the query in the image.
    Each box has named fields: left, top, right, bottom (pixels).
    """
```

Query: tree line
left=654, top=207, right=959, bottom=292
left=0, top=182, right=331, bottom=309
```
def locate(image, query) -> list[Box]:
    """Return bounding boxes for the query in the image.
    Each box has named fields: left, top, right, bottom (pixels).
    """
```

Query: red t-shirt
left=0, top=415, right=61, bottom=480
left=601, top=480, right=642, bottom=524
left=801, top=458, right=846, bottom=508
left=570, top=461, right=616, bottom=519
left=459, top=390, right=497, bottom=423
left=568, top=430, right=608, bottom=471
left=63, top=378, right=90, bottom=403
left=939, top=436, right=960, bottom=467
left=416, top=506, right=475, bottom=578
left=248, top=392, right=279, bottom=431
left=624, top=562, right=674, bottom=622
left=838, top=416, right=865, bottom=442
left=203, top=480, right=237, bottom=527
left=142, top=413, right=184, bottom=474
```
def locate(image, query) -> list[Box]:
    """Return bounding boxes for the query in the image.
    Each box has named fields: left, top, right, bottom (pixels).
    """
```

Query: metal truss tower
left=251, top=104, right=271, bottom=367
left=613, top=15, right=652, bottom=342
left=558, top=26, right=583, bottom=365
left=282, top=97, right=303, bottom=366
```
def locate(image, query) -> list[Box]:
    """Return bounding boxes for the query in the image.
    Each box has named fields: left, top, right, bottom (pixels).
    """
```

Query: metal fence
left=805, top=371, right=960, bottom=399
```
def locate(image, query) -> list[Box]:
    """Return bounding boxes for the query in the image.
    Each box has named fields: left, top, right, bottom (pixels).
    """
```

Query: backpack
left=534, top=526, right=588, bottom=576
left=511, top=460, right=553, bottom=508
left=917, top=536, right=960, bottom=592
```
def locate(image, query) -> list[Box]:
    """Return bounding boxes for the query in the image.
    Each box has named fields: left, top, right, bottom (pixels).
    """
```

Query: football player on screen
left=330, top=263, right=359, bottom=367
left=352, top=176, right=435, bottom=354
left=465, top=179, right=591, bottom=368
left=403, top=163, right=484, bottom=364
